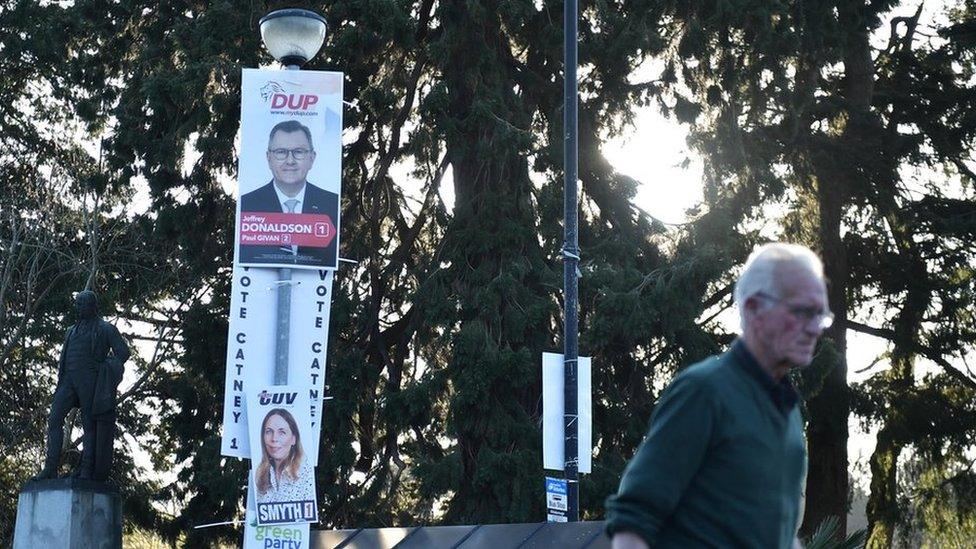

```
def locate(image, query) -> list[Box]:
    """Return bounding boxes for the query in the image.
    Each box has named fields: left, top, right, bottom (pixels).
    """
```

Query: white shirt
left=273, top=181, right=306, bottom=255
left=272, top=181, right=307, bottom=213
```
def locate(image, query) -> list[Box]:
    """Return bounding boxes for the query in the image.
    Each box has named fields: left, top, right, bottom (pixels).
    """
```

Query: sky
left=602, top=107, right=704, bottom=225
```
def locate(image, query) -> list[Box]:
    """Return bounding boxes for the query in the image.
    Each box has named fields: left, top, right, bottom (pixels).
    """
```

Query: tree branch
left=843, top=319, right=976, bottom=390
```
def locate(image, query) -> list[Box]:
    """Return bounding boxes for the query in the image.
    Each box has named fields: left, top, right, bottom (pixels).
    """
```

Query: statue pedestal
left=14, top=478, right=122, bottom=549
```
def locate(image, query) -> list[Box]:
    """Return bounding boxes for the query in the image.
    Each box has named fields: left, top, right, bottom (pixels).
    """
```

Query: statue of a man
left=35, top=290, right=130, bottom=481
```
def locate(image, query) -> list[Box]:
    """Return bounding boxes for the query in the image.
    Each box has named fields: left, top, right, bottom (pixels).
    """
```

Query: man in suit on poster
left=239, top=119, right=338, bottom=268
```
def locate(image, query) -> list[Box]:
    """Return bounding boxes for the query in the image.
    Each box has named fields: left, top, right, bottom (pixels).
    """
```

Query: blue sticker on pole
left=545, top=477, right=568, bottom=522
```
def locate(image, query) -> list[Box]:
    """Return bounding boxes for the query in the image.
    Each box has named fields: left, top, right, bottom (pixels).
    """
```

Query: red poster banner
left=239, top=212, right=336, bottom=248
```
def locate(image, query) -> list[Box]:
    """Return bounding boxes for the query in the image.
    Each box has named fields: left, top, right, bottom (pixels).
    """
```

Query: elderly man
left=606, top=243, right=832, bottom=548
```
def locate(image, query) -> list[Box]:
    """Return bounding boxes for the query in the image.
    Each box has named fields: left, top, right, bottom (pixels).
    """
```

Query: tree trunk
left=803, top=180, right=851, bottom=537
left=802, top=2, right=875, bottom=537
left=436, top=0, right=554, bottom=523
left=865, top=427, right=902, bottom=548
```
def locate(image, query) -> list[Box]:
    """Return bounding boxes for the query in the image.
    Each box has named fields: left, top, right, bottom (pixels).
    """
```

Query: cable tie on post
left=266, top=279, right=302, bottom=291
left=560, top=248, right=581, bottom=261
left=559, top=248, right=583, bottom=279
left=194, top=519, right=246, bottom=529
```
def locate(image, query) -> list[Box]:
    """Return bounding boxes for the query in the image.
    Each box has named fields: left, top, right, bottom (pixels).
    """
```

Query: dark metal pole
left=563, top=0, right=580, bottom=523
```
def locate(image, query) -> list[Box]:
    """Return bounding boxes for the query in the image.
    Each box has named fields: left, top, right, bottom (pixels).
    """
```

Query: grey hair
left=734, top=243, right=824, bottom=328
left=268, top=120, right=314, bottom=149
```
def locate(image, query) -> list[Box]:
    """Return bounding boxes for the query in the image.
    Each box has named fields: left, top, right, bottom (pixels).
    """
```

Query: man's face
left=749, top=266, right=829, bottom=368
left=267, top=130, right=315, bottom=188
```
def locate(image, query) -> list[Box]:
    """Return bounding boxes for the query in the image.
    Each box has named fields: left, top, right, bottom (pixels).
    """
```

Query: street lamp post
left=259, top=9, right=328, bottom=385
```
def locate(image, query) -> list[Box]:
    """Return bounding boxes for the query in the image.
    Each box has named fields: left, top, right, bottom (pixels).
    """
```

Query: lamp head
left=259, top=9, right=328, bottom=67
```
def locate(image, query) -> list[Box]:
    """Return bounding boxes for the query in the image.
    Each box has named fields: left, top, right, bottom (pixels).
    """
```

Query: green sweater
left=605, top=342, right=807, bottom=548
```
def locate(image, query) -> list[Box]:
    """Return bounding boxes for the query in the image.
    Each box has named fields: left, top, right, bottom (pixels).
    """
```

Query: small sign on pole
left=545, top=477, right=569, bottom=523
left=246, top=385, right=318, bottom=526
left=235, top=68, right=343, bottom=271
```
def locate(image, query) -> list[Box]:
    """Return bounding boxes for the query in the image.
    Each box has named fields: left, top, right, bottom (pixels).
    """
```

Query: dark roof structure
left=310, top=520, right=610, bottom=548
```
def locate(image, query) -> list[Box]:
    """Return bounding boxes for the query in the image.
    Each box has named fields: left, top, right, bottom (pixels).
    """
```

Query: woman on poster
left=255, top=408, right=315, bottom=504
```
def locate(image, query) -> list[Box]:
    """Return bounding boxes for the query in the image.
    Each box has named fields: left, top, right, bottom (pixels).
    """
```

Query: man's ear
left=742, top=296, right=762, bottom=322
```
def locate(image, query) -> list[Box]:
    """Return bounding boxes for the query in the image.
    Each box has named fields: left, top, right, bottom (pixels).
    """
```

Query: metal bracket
left=560, top=248, right=581, bottom=261
left=266, top=279, right=301, bottom=291
left=559, top=248, right=583, bottom=278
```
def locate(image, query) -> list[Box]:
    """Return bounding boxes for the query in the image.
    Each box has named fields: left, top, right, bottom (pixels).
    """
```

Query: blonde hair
left=256, top=409, right=305, bottom=495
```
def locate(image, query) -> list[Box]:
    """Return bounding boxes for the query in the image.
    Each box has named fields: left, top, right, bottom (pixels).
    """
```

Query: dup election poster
left=220, top=267, right=333, bottom=460
left=236, top=68, right=343, bottom=270
left=247, top=385, right=318, bottom=526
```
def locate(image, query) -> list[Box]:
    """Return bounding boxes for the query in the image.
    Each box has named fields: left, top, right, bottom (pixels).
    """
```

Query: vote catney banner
left=247, top=385, right=318, bottom=526
left=235, top=68, right=343, bottom=271
left=220, top=267, right=333, bottom=460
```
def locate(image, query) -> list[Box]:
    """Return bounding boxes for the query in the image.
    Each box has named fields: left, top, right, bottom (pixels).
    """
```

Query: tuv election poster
left=246, top=385, right=318, bottom=526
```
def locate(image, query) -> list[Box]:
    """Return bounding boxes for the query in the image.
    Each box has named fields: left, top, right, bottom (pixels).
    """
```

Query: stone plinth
left=14, top=478, right=122, bottom=549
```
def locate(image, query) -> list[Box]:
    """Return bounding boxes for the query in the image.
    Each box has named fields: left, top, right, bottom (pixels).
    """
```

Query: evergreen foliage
left=635, top=0, right=976, bottom=544
left=804, top=516, right=867, bottom=549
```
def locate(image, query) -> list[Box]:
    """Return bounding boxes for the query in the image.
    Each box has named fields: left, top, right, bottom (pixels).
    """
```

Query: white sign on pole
left=235, top=68, right=343, bottom=270
left=220, top=267, right=333, bottom=459
left=247, top=385, right=318, bottom=526
left=542, top=353, right=592, bottom=474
